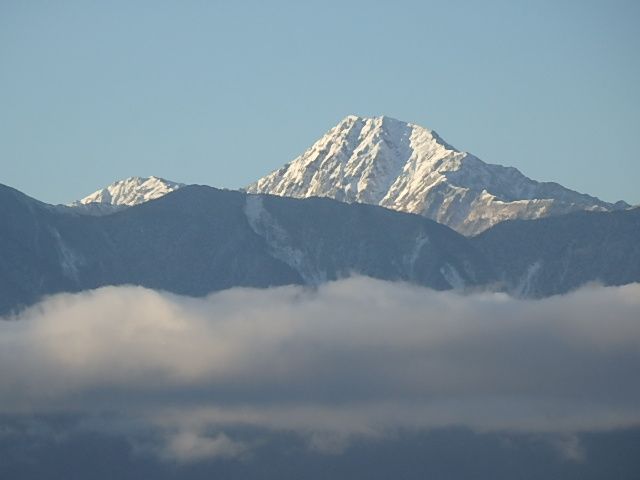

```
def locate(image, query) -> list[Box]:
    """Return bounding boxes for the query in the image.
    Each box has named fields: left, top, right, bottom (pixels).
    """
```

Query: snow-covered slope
left=69, top=176, right=184, bottom=214
left=247, top=115, right=629, bottom=235
left=75, top=176, right=184, bottom=206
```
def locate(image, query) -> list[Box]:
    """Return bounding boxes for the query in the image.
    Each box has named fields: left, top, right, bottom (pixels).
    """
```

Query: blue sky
left=1, top=0, right=638, bottom=204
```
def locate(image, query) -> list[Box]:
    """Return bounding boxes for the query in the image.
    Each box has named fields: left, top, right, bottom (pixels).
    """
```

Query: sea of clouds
left=1, top=277, right=639, bottom=462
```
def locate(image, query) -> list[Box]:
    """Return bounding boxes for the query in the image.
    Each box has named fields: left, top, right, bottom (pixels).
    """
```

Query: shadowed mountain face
left=472, top=207, right=640, bottom=297
left=0, top=184, right=494, bottom=315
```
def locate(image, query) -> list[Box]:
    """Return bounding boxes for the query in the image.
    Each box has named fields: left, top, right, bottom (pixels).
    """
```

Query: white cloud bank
left=1, top=277, right=639, bottom=460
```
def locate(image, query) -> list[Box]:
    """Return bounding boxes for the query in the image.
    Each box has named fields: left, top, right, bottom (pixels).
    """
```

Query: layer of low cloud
left=1, top=277, right=639, bottom=461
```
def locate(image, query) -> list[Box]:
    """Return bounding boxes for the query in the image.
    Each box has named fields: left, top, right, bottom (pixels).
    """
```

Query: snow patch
left=404, top=231, right=430, bottom=279
left=244, top=195, right=326, bottom=284
left=51, top=229, right=83, bottom=281
left=514, top=261, right=542, bottom=297
left=440, top=263, right=466, bottom=290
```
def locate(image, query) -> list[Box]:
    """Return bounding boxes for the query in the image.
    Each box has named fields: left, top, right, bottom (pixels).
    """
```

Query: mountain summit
left=73, top=176, right=184, bottom=207
left=66, top=176, right=184, bottom=214
left=247, top=115, right=628, bottom=235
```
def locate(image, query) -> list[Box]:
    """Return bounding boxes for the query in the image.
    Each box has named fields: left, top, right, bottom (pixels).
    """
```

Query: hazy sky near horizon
left=1, top=0, right=638, bottom=205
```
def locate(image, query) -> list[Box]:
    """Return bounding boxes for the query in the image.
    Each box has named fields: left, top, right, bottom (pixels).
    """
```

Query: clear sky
left=1, top=0, right=638, bottom=205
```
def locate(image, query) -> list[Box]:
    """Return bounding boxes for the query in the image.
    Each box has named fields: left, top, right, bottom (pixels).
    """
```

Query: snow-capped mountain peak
left=247, top=115, right=629, bottom=235
left=250, top=115, right=459, bottom=206
left=72, top=176, right=184, bottom=208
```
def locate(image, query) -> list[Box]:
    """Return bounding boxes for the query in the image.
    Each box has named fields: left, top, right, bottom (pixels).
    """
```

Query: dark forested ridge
left=1, top=182, right=638, bottom=314
left=0, top=183, right=493, bottom=314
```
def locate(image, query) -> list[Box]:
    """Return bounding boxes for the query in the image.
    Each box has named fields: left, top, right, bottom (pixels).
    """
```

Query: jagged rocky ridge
left=1, top=182, right=639, bottom=315
left=247, top=115, right=629, bottom=235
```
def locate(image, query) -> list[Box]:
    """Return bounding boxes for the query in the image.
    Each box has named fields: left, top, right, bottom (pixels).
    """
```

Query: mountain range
left=2, top=115, right=640, bottom=479
left=70, top=116, right=630, bottom=236
left=1, top=181, right=638, bottom=315
left=0, top=183, right=493, bottom=314
left=1, top=114, right=637, bottom=313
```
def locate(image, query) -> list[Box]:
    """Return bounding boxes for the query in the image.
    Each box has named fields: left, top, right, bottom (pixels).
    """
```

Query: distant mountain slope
left=0, top=185, right=79, bottom=314
left=247, top=115, right=628, bottom=235
left=0, top=183, right=494, bottom=315
left=472, top=207, right=640, bottom=297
